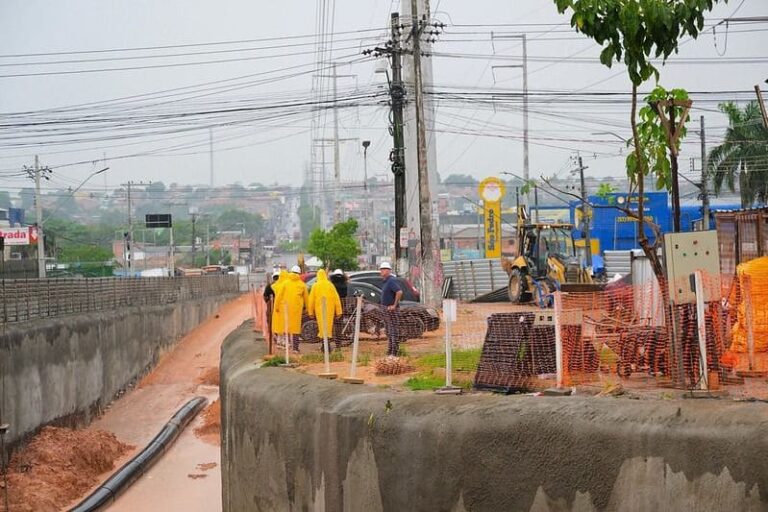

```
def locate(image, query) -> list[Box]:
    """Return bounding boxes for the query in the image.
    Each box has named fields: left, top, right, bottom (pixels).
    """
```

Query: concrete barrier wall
left=0, top=294, right=237, bottom=447
left=221, top=334, right=768, bottom=512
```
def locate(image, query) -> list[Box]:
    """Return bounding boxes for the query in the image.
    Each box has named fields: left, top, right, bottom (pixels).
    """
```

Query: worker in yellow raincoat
left=307, top=269, right=342, bottom=347
left=274, top=265, right=309, bottom=352
left=271, top=270, right=289, bottom=344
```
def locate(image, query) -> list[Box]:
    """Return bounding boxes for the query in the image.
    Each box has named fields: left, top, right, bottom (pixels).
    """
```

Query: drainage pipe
left=69, top=396, right=208, bottom=512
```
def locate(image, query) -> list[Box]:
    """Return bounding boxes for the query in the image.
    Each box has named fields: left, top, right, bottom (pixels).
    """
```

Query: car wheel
left=300, top=319, right=320, bottom=343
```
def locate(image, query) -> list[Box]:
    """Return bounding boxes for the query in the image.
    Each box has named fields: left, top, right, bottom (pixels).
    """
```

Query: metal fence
left=0, top=275, right=240, bottom=324
left=442, top=259, right=509, bottom=302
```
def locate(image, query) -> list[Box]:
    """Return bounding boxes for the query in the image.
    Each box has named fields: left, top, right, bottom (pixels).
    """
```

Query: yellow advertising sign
left=478, top=177, right=506, bottom=259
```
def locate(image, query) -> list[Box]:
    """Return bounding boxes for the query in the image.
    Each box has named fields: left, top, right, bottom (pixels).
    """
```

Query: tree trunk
left=630, top=84, right=665, bottom=280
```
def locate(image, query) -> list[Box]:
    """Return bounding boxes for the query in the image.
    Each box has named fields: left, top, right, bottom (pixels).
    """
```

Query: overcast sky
left=0, top=0, right=765, bottom=196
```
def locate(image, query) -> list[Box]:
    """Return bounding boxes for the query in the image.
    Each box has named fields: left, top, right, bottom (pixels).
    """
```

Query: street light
left=39, top=166, right=109, bottom=278
left=362, top=140, right=372, bottom=264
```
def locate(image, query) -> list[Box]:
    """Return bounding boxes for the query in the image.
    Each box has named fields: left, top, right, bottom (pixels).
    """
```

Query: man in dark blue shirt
left=379, top=261, right=403, bottom=356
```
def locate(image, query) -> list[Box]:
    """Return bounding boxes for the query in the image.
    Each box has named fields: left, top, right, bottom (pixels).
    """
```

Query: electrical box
left=663, top=231, right=721, bottom=305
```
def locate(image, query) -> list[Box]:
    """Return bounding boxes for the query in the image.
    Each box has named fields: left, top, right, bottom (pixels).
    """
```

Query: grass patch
left=405, top=373, right=445, bottom=391
left=262, top=356, right=286, bottom=367
left=414, top=348, right=481, bottom=372
left=300, top=352, right=325, bottom=365
left=396, top=346, right=408, bottom=358
left=359, top=352, right=371, bottom=366
left=329, top=349, right=345, bottom=363
left=404, top=371, right=474, bottom=391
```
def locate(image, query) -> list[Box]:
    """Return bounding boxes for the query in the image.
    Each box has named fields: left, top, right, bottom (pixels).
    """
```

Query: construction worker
left=329, top=268, right=348, bottom=299
left=270, top=270, right=288, bottom=346
left=275, top=265, right=309, bottom=352
left=379, top=261, right=403, bottom=356
left=307, top=269, right=342, bottom=348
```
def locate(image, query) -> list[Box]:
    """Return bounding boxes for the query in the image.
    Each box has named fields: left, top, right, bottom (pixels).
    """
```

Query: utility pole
left=389, top=12, right=407, bottom=268
left=362, top=140, right=372, bottom=265
left=577, top=155, right=592, bottom=267
left=700, top=116, right=710, bottom=229
left=191, top=211, right=198, bottom=261
left=333, top=63, right=341, bottom=223
left=209, top=128, right=214, bottom=187
left=491, top=33, right=529, bottom=205
left=27, top=156, right=52, bottom=278
left=411, top=3, right=437, bottom=304
left=126, top=182, right=133, bottom=272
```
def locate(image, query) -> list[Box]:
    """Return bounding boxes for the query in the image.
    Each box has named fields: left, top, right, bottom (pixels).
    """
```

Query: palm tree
left=708, top=101, right=768, bottom=207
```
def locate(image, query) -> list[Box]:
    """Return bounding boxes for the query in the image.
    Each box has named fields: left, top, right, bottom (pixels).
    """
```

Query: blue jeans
left=385, top=308, right=399, bottom=356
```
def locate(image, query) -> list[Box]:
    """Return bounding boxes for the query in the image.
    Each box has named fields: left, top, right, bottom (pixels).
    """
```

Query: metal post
left=554, top=291, right=564, bottom=389
left=694, top=270, right=709, bottom=390
left=344, top=295, right=364, bottom=384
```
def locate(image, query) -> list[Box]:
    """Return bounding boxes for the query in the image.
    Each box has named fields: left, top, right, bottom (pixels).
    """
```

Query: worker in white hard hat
left=274, top=265, right=309, bottom=352
left=329, top=268, right=348, bottom=299
left=379, top=261, right=403, bottom=356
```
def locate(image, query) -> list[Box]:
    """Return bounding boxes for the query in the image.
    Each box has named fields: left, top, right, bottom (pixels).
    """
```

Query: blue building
left=570, top=192, right=738, bottom=253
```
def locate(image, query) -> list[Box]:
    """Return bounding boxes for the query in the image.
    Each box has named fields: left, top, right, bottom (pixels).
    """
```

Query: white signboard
left=0, top=227, right=32, bottom=246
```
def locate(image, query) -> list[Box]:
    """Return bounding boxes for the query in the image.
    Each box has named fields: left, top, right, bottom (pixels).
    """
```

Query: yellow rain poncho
left=307, top=269, right=342, bottom=338
left=271, top=271, right=289, bottom=335
left=274, top=272, right=309, bottom=335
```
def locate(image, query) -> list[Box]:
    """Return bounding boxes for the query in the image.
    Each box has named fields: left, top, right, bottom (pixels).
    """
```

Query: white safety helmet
left=332, top=268, right=344, bottom=276
left=379, top=261, right=392, bottom=270
left=290, top=265, right=302, bottom=274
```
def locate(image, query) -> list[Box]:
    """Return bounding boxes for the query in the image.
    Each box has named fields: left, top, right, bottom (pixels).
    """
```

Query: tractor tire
left=508, top=269, right=531, bottom=304
left=508, top=269, right=524, bottom=303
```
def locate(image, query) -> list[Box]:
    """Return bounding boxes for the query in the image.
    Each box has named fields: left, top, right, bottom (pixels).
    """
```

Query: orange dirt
left=197, top=366, right=220, bottom=386
left=193, top=399, right=221, bottom=443
left=1, top=426, right=132, bottom=512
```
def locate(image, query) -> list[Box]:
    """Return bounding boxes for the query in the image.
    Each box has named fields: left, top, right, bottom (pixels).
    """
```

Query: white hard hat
left=379, top=261, right=392, bottom=270
left=271, top=270, right=280, bottom=278
left=332, top=268, right=344, bottom=276
left=290, top=265, right=301, bottom=274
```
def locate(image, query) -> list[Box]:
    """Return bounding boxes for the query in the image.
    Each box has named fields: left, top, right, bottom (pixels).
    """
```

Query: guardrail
left=0, top=275, right=239, bottom=324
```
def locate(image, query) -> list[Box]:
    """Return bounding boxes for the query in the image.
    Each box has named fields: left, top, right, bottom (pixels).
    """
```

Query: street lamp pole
left=362, top=140, right=371, bottom=265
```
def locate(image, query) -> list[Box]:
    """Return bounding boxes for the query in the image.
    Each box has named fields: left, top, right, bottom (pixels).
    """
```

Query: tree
left=216, top=209, right=264, bottom=236
left=443, top=174, right=478, bottom=186
left=552, top=0, right=725, bottom=278
left=306, top=219, right=360, bottom=270
left=708, top=101, right=768, bottom=207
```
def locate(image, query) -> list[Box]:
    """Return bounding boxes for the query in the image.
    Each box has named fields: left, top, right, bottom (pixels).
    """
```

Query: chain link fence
left=0, top=275, right=239, bottom=324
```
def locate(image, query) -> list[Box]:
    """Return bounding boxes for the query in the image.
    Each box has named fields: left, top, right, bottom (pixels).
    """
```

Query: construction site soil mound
left=1, top=426, right=132, bottom=512
left=194, top=399, right=221, bottom=445
left=197, top=366, right=220, bottom=386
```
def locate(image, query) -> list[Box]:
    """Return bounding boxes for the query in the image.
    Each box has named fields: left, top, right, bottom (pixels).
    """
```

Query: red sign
left=0, top=227, right=33, bottom=245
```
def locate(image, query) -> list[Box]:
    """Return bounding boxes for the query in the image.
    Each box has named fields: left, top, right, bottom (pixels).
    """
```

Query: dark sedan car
left=299, top=281, right=439, bottom=345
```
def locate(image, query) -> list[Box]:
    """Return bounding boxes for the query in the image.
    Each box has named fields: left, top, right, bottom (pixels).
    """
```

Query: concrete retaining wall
left=221, top=333, right=768, bottom=512
left=0, top=294, right=237, bottom=447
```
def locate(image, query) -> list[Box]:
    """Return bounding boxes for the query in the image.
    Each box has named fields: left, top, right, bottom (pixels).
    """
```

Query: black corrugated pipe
left=69, top=396, right=208, bottom=512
